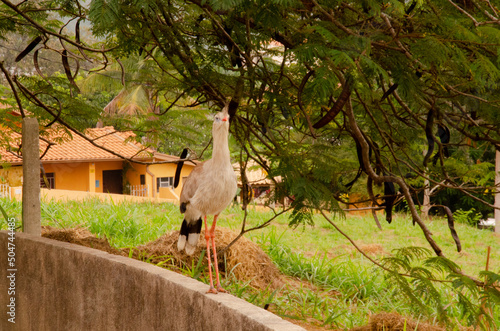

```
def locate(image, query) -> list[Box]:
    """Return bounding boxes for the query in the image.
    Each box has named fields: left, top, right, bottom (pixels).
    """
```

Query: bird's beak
left=221, top=100, right=230, bottom=122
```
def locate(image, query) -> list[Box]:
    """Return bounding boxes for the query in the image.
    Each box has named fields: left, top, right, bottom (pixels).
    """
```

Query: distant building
left=233, top=160, right=281, bottom=205
left=0, top=125, right=196, bottom=200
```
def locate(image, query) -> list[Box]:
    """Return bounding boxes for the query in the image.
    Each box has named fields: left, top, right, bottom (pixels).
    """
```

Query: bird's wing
left=180, top=161, right=207, bottom=204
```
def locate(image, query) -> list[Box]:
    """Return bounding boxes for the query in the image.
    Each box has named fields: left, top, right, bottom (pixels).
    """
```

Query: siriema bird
left=177, top=103, right=237, bottom=294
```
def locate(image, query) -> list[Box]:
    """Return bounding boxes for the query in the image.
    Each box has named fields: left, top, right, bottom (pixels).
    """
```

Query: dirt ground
left=41, top=226, right=465, bottom=331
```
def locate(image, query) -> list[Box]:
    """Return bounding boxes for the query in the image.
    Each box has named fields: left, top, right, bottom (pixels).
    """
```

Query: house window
left=140, top=174, right=146, bottom=185
left=156, top=177, right=174, bottom=193
left=40, top=173, right=55, bottom=189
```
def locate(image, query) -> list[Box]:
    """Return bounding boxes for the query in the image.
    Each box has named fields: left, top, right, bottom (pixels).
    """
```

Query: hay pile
left=42, top=226, right=122, bottom=255
left=41, top=226, right=283, bottom=290
left=126, top=228, right=283, bottom=290
left=350, top=312, right=446, bottom=331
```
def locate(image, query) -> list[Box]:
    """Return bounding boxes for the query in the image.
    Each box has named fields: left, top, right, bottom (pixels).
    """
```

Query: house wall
left=126, top=163, right=147, bottom=187
left=125, top=162, right=195, bottom=198
left=43, top=162, right=90, bottom=191
left=125, top=163, right=151, bottom=197
left=0, top=163, right=93, bottom=191
left=149, top=163, right=177, bottom=198
left=0, top=166, right=23, bottom=186
left=149, top=162, right=194, bottom=197
left=2, top=160, right=194, bottom=198
left=43, top=161, right=124, bottom=193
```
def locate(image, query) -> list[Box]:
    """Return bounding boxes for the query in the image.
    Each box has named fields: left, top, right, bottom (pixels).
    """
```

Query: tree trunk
left=495, top=149, right=500, bottom=233
left=422, top=168, right=431, bottom=219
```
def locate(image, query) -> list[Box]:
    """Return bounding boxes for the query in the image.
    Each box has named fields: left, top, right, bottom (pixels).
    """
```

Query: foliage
left=2, top=1, right=500, bottom=327
left=2, top=0, right=499, bottom=226
left=453, top=208, right=483, bottom=227
left=382, top=246, right=500, bottom=329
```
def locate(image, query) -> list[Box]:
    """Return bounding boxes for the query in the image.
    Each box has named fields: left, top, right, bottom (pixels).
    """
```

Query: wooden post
left=22, top=117, right=41, bottom=236
left=495, top=149, right=500, bottom=233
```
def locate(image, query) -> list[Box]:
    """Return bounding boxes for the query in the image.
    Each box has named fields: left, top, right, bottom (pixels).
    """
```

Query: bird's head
left=213, top=103, right=230, bottom=131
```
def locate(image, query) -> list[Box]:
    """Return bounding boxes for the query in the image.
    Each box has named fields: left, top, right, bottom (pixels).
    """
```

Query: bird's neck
left=212, top=128, right=230, bottom=165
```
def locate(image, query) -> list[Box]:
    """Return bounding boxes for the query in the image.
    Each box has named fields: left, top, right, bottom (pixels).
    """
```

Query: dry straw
left=42, top=226, right=283, bottom=290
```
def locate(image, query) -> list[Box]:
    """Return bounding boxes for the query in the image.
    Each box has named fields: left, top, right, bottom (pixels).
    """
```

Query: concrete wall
left=0, top=231, right=304, bottom=331
left=159, top=187, right=180, bottom=200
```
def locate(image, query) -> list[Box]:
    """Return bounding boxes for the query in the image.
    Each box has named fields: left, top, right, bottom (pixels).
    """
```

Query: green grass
left=1, top=198, right=499, bottom=330
left=0, top=198, right=179, bottom=247
left=229, top=208, right=500, bottom=278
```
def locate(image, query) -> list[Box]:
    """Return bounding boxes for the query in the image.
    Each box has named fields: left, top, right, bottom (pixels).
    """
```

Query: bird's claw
left=206, top=286, right=226, bottom=294
left=207, top=287, right=218, bottom=294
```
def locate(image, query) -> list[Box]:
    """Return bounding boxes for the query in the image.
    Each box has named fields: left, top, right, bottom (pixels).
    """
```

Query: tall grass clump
left=251, top=227, right=404, bottom=327
left=1, top=198, right=180, bottom=247
left=0, top=198, right=22, bottom=230
left=257, top=228, right=386, bottom=300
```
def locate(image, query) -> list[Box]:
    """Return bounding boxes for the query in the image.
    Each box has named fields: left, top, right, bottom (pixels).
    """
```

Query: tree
left=82, top=0, right=500, bottom=241
left=1, top=0, right=500, bottom=326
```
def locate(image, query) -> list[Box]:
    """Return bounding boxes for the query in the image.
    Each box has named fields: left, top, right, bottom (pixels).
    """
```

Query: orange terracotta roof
left=0, top=125, right=180, bottom=165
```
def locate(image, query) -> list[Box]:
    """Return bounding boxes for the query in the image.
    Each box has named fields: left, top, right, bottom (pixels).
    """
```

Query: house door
left=102, top=170, right=123, bottom=194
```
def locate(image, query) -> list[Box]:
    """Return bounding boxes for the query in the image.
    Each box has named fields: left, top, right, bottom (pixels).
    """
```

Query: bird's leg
left=204, top=216, right=217, bottom=294
left=210, top=214, right=226, bottom=293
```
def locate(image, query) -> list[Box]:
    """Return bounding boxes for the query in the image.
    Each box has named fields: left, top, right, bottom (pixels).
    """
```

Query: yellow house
left=0, top=125, right=196, bottom=200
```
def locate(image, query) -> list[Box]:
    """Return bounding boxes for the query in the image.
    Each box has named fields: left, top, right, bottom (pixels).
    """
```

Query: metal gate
left=0, top=183, right=10, bottom=199
left=128, top=184, right=149, bottom=197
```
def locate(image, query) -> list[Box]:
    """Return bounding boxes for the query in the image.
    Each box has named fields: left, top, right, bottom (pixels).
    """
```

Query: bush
left=453, top=208, right=482, bottom=227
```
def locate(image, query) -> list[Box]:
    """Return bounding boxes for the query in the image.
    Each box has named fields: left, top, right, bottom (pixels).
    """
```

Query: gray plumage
left=177, top=105, right=237, bottom=256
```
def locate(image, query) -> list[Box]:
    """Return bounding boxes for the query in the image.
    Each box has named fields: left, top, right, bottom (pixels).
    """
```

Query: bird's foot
left=216, top=286, right=227, bottom=293
left=207, top=287, right=218, bottom=294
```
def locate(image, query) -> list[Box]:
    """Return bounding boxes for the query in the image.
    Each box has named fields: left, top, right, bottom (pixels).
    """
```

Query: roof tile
left=0, top=125, right=179, bottom=165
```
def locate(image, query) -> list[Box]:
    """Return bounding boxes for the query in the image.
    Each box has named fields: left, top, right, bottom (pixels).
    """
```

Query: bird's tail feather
left=177, top=217, right=202, bottom=255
